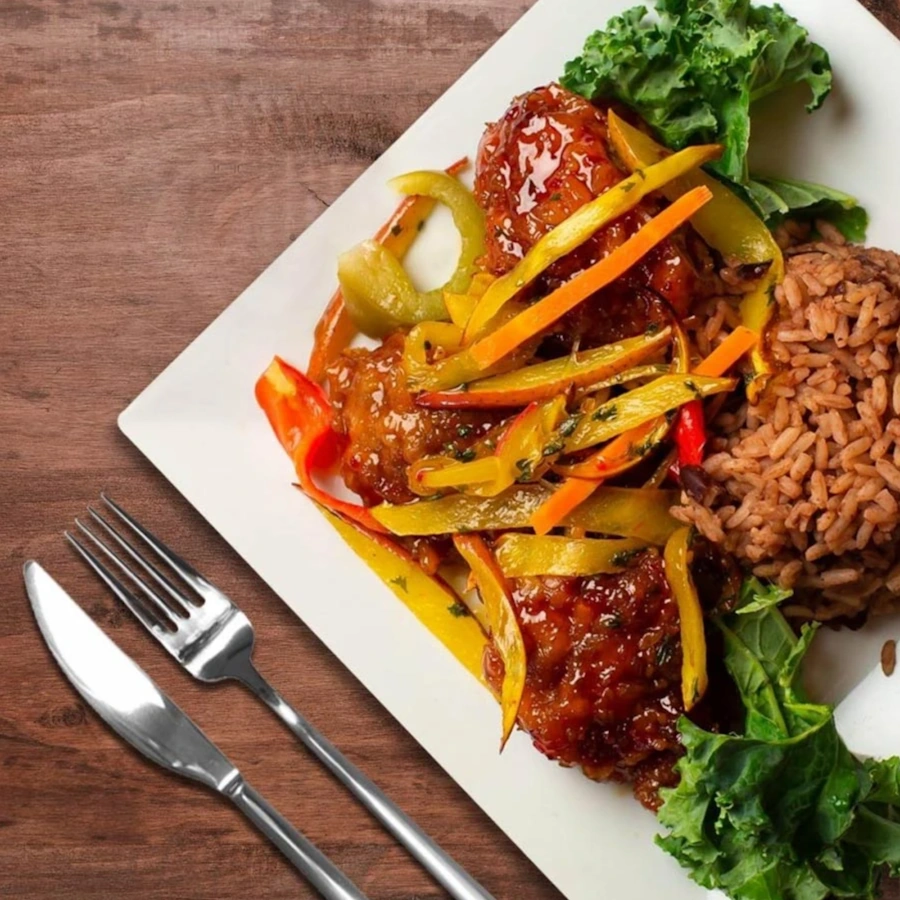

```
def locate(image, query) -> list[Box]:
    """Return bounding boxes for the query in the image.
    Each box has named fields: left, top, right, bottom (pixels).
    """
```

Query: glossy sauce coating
left=475, top=84, right=697, bottom=335
left=485, top=550, right=683, bottom=809
left=326, top=334, right=499, bottom=505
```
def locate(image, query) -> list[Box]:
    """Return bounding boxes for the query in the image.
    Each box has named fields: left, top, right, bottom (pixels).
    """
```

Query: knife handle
left=240, top=665, right=496, bottom=900
left=227, top=778, right=368, bottom=900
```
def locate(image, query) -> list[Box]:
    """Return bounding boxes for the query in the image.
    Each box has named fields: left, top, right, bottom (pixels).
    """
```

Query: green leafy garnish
left=733, top=575, right=791, bottom=614
left=562, top=0, right=868, bottom=238
left=447, top=600, right=471, bottom=618
left=656, top=579, right=900, bottom=900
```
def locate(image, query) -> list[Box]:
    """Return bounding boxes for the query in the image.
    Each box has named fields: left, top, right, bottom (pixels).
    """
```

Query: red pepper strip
left=255, top=356, right=387, bottom=532
left=307, top=156, right=469, bottom=383
left=673, top=399, right=706, bottom=468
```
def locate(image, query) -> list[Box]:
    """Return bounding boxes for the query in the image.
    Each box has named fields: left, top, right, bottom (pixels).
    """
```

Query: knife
left=24, top=560, right=368, bottom=900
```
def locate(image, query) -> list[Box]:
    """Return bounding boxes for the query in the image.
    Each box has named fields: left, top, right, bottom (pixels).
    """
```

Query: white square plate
left=120, top=2, right=900, bottom=897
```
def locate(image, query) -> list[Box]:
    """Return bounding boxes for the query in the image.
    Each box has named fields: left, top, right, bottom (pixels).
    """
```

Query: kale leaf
left=656, top=580, right=900, bottom=900
left=561, top=1, right=867, bottom=238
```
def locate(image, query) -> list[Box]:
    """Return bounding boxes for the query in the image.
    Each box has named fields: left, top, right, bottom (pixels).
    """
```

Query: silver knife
left=24, top=560, right=368, bottom=900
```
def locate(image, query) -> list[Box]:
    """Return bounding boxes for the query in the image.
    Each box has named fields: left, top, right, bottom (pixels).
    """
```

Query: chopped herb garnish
left=390, top=575, right=408, bottom=593
left=448, top=601, right=471, bottom=618
left=611, top=546, right=643, bottom=567
left=559, top=414, right=581, bottom=437
left=456, top=424, right=474, bottom=439
left=621, top=182, right=636, bottom=193
left=390, top=224, right=402, bottom=237
left=549, top=191, right=563, bottom=201
left=542, top=436, right=565, bottom=457
left=592, top=404, right=619, bottom=422
left=416, top=220, right=425, bottom=232
left=600, top=611, right=623, bottom=629
left=646, top=321, right=660, bottom=335
left=455, top=447, right=477, bottom=463
left=515, top=458, right=534, bottom=482
left=655, top=634, right=676, bottom=666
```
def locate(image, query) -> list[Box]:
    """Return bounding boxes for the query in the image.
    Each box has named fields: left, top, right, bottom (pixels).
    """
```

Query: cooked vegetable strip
left=307, top=157, right=468, bottom=381
left=563, top=374, right=735, bottom=454
left=463, top=144, right=721, bottom=340
left=320, top=506, right=487, bottom=682
left=453, top=534, right=526, bottom=749
left=607, top=111, right=781, bottom=393
left=417, top=328, right=671, bottom=408
left=416, top=397, right=567, bottom=497
left=496, top=534, right=649, bottom=577
left=532, top=326, right=750, bottom=533
left=664, top=527, right=707, bottom=711
left=255, top=356, right=386, bottom=532
left=469, top=187, right=714, bottom=369
left=338, top=171, right=486, bottom=337
left=372, top=485, right=679, bottom=544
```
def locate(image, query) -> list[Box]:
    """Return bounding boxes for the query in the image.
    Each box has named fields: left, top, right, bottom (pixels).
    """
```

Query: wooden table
left=2, top=1, right=899, bottom=898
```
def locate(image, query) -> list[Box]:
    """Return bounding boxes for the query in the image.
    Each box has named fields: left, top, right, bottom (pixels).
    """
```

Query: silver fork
left=66, top=494, right=495, bottom=900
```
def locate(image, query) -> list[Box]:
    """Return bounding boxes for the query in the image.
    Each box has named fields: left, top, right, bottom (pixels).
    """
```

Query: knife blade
left=24, top=560, right=367, bottom=900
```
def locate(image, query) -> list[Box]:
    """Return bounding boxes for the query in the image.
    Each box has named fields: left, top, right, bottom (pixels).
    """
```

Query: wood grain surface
left=1, top=1, right=899, bottom=898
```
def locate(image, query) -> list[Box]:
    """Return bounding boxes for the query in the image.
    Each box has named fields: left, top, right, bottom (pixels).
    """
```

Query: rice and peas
left=679, top=223, right=900, bottom=622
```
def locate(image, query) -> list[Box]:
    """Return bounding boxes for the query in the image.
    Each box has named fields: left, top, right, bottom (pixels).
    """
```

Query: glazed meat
left=326, top=334, right=498, bottom=505
left=475, top=83, right=698, bottom=340
left=484, top=551, right=684, bottom=810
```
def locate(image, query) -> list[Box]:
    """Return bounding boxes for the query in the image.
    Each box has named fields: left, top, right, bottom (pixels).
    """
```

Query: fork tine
left=86, top=506, right=194, bottom=616
left=100, top=493, right=214, bottom=598
left=73, top=519, right=180, bottom=630
left=64, top=531, right=175, bottom=636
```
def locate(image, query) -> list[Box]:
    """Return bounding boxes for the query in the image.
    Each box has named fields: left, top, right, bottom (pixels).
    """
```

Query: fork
left=66, top=494, right=495, bottom=900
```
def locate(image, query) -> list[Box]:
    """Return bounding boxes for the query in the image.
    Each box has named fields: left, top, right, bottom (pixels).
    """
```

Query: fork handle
left=241, top=665, right=496, bottom=900
left=227, top=777, right=368, bottom=900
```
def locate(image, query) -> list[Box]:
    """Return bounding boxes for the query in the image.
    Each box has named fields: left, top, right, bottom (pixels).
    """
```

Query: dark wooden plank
left=1, top=1, right=898, bottom=898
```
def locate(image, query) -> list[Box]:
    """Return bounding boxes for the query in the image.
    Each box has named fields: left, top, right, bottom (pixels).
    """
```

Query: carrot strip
left=469, top=187, right=712, bottom=370
left=693, top=324, right=757, bottom=377
left=307, top=157, right=469, bottom=382
left=529, top=477, right=598, bottom=537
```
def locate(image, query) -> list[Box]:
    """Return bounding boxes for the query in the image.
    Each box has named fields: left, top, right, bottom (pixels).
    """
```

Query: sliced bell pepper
left=372, top=485, right=679, bottom=545
left=416, top=328, right=671, bottom=409
left=562, top=373, right=735, bottom=454
left=607, top=110, right=782, bottom=397
left=320, top=506, right=487, bottom=682
left=338, top=171, right=486, bottom=337
left=529, top=326, right=749, bottom=533
left=307, top=157, right=468, bottom=382
left=664, top=526, right=708, bottom=711
left=673, top=399, right=706, bottom=468
left=495, top=534, right=649, bottom=578
left=444, top=272, right=495, bottom=329
left=463, top=143, right=722, bottom=341
left=411, top=398, right=567, bottom=497
left=255, top=356, right=386, bottom=532
left=468, top=186, right=713, bottom=370
left=453, top=534, right=526, bottom=749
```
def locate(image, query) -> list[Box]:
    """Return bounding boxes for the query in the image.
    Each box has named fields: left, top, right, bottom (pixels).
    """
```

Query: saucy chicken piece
left=475, top=83, right=697, bottom=337
left=326, top=334, right=498, bottom=505
left=484, top=551, right=683, bottom=810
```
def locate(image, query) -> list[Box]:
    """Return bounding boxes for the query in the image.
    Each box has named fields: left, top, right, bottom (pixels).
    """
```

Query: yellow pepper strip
left=444, top=272, right=496, bottom=329
left=468, top=187, right=713, bottom=370
left=562, top=374, right=736, bottom=454
left=664, top=526, right=708, bottom=712
left=462, top=143, right=722, bottom=341
left=416, top=328, right=671, bottom=409
left=337, top=171, right=486, bottom=338
left=576, top=363, right=673, bottom=398
left=495, top=534, right=649, bottom=578
left=530, top=324, right=693, bottom=533
left=453, top=534, right=526, bottom=749
left=372, top=485, right=680, bottom=545
left=409, top=397, right=567, bottom=497
left=607, top=110, right=783, bottom=397
left=319, top=506, right=487, bottom=683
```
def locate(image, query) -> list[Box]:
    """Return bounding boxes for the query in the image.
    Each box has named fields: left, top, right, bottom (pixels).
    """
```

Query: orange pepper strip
left=255, top=356, right=387, bottom=532
left=307, top=157, right=469, bottom=382
left=529, top=325, right=758, bottom=535
left=468, top=187, right=712, bottom=370
left=453, top=534, right=526, bottom=750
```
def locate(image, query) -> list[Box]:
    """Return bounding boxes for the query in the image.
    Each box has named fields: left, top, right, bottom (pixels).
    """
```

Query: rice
left=676, top=237, right=900, bottom=621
